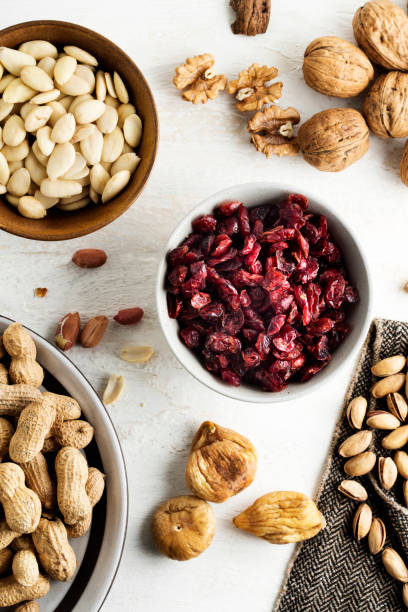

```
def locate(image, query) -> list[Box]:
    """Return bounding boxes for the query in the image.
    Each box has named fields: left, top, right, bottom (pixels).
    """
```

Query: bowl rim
left=0, top=314, right=128, bottom=610
left=0, top=19, right=159, bottom=241
left=156, top=181, right=373, bottom=403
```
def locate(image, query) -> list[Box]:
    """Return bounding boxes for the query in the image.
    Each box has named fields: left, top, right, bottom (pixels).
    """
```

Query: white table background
left=0, top=0, right=408, bottom=610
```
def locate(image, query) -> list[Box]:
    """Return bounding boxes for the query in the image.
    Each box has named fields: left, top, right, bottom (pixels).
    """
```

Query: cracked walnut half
left=248, top=105, right=300, bottom=158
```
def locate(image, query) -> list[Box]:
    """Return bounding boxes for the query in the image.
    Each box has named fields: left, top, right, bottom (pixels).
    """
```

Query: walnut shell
left=353, top=0, right=408, bottom=71
left=400, top=140, right=408, bottom=186
left=297, top=108, right=369, bottom=172
left=303, top=36, right=374, bottom=98
left=185, top=421, right=257, bottom=503
left=363, top=72, right=408, bottom=138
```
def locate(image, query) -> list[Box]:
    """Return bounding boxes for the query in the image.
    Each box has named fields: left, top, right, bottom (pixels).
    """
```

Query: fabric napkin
left=274, top=318, right=408, bottom=612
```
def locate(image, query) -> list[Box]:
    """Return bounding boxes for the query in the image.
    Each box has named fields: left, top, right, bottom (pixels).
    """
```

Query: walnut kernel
left=173, top=54, right=227, bottom=104
left=228, top=63, right=282, bottom=112
left=248, top=105, right=300, bottom=158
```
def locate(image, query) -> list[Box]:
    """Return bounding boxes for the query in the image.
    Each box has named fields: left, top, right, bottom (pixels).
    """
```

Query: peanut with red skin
left=80, top=315, right=108, bottom=348
left=72, top=248, right=107, bottom=268
left=114, top=307, right=144, bottom=325
left=55, top=312, right=80, bottom=351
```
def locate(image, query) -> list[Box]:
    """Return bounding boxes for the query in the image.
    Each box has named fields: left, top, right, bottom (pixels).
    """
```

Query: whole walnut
left=303, top=36, right=374, bottom=98
left=297, top=108, right=369, bottom=172
left=353, top=0, right=408, bottom=71
left=363, top=72, right=408, bottom=138
left=400, top=141, right=408, bottom=187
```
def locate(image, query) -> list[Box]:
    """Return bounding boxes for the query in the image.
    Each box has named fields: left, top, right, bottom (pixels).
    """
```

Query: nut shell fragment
left=186, top=421, right=257, bottom=503
left=151, top=495, right=215, bottom=561
left=233, top=491, right=324, bottom=544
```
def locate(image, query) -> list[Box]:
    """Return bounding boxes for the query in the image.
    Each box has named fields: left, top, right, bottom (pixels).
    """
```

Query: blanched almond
left=47, top=101, right=66, bottom=128
left=20, top=102, right=37, bottom=121
left=24, top=105, right=52, bottom=132
left=3, top=115, right=26, bottom=147
left=3, top=78, right=35, bottom=103
left=7, top=160, right=22, bottom=173
left=69, top=93, right=92, bottom=114
left=40, top=178, right=82, bottom=198
left=59, top=95, right=74, bottom=111
left=37, top=56, right=56, bottom=76
left=30, top=89, right=60, bottom=104
left=0, top=47, right=35, bottom=75
left=104, top=73, right=117, bottom=98
left=0, top=74, right=15, bottom=94
left=54, top=55, right=77, bottom=85
left=51, top=113, right=75, bottom=143
left=20, top=65, right=53, bottom=92
left=113, top=72, right=129, bottom=104
left=120, top=345, right=154, bottom=363
left=101, top=126, right=124, bottom=163
left=58, top=195, right=90, bottom=211
left=63, top=152, right=86, bottom=180
left=96, top=105, right=118, bottom=134
left=118, top=105, right=136, bottom=128
left=2, top=140, right=29, bottom=161
left=0, top=152, right=9, bottom=185
left=95, top=70, right=106, bottom=101
left=32, top=140, right=49, bottom=165
left=0, top=185, right=6, bottom=194
left=47, top=142, right=76, bottom=179
left=37, top=126, right=55, bottom=157
left=25, top=151, right=47, bottom=186
left=105, top=95, right=119, bottom=109
left=34, top=189, right=59, bottom=209
left=58, top=74, right=90, bottom=96
left=89, top=185, right=99, bottom=203
left=74, top=99, right=105, bottom=124
left=17, top=195, right=46, bottom=219
left=102, top=169, right=130, bottom=202
left=111, top=152, right=140, bottom=175
left=80, top=129, right=103, bottom=165
left=0, top=101, right=13, bottom=122
left=90, top=164, right=110, bottom=194
left=60, top=189, right=88, bottom=205
left=71, top=123, right=95, bottom=144
left=75, top=65, right=95, bottom=92
left=19, top=40, right=58, bottom=60
left=7, top=168, right=30, bottom=196
left=64, top=46, right=98, bottom=66
left=123, top=113, right=142, bottom=148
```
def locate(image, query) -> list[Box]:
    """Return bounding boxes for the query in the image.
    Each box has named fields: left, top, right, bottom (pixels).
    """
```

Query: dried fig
left=353, top=0, right=408, bottom=71
left=303, top=36, right=374, bottom=98
left=233, top=491, right=324, bottom=544
left=297, top=108, right=369, bottom=172
left=363, top=72, right=408, bottom=138
left=185, top=421, right=257, bottom=503
left=151, top=495, right=215, bottom=561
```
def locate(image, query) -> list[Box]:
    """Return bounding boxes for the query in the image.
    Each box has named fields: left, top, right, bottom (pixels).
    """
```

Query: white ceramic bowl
left=156, top=182, right=372, bottom=403
left=0, top=316, right=128, bottom=611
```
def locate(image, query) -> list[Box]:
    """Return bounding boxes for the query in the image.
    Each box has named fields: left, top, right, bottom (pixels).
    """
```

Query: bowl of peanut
left=0, top=316, right=128, bottom=610
left=0, top=20, right=158, bottom=241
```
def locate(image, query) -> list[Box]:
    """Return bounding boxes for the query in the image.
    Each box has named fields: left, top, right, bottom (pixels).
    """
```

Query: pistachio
left=382, top=425, right=408, bottom=450
left=394, top=451, right=408, bottom=479
left=352, top=503, right=372, bottom=541
left=337, top=479, right=368, bottom=502
left=366, top=410, right=400, bottom=430
left=403, top=480, right=408, bottom=507
left=368, top=518, right=386, bottom=555
left=378, top=456, right=398, bottom=490
left=346, top=396, right=367, bottom=430
left=387, top=392, right=408, bottom=422
left=382, top=548, right=408, bottom=583
left=344, top=451, right=376, bottom=477
left=338, top=430, right=372, bottom=458
left=371, top=355, right=406, bottom=377
left=371, top=374, right=405, bottom=398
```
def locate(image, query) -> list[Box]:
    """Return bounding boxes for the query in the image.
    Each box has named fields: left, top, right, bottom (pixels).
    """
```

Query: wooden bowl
left=0, top=20, right=158, bottom=241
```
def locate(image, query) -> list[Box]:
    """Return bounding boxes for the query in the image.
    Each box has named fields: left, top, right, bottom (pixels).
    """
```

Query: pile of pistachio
left=338, top=354, right=408, bottom=604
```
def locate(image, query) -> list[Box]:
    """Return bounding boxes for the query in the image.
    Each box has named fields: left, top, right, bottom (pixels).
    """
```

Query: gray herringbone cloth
left=274, top=319, right=408, bottom=612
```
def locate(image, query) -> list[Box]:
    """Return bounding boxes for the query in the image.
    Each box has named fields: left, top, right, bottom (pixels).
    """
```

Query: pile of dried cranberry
left=166, top=194, right=358, bottom=392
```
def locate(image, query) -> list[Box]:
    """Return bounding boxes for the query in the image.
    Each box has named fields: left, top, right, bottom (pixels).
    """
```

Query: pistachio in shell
left=303, top=36, right=374, bottom=98
left=297, top=108, right=369, bottom=172
left=371, top=354, right=406, bottom=377
left=352, top=0, right=408, bottom=71
left=338, top=479, right=368, bottom=502
left=378, top=456, right=398, bottom=490
left=151, top=495, right=215, bottom=561
left=185, top=421, right=257, bottom=503
left=363, top=72, right=408, bottom=139
left=394, top=451, right=408, bottom=479
left=346, top=396, right=367, bottom=430
left=387, top=392, right=408, bottom=422
left=344, top=451, right=376, bottom=476
left=382, top=547, right=408, bottom=583
left=352, top=502, right=372, bottom=541
left=368, top=517, right=386, bottom=555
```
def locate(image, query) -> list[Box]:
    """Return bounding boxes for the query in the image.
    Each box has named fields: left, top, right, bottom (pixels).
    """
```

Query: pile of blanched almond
left=0, top=40, right=142, bottom=219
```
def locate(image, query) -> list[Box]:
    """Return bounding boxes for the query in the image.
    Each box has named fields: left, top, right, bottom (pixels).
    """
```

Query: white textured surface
left=0, top=1, right=408, bottom=611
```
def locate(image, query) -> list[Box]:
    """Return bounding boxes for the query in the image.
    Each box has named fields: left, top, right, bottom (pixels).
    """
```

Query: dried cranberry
left=169, top=245, right=189, bottom=266
left=205, top=332, right=241, bottom=354
left=192, top=214, right=217, bottom=234
left=294, top=285, right=311, bottom=326
left=267, top=314, right=286, bottom=335
left=243, top=242, right=261, bottom=269
left=248, top=287, right=268, bottom=310
left=223, top=309, right=245, bottom=335
left=215, top=200, right=242, bottom=217
left=167, top=293, right=183, bottom=319
left=300, top=362, right=327, bottom=382
left=242, top=348, right=261, bottom=369
left=252, top=218, right=264, bottom=239
left=238, top=205, right=251, bottom=236
left=168, top=265, right=188, bottom=286
left=344, top=285, right=359, bottom=303
left=201, top=234, right=215, bottom=256
left=230, top=270, right=263, bottom=287
left=221, top=369, right=241, bottom=386
left=325, top=277, right=345, bottom=309
left=288, top=193, right=308, bottom=210
left=207, top=247, right=238, bottom=267
left=215, top=256, right=242, bottom=272
left=223, top=215, right=239, bottom=235
left=248, top=204, right=270, bottom=222
left=306, top=318, right=335, bottom=335
left=268, top=359, right=292, bottom=380
left=190, top=260, right=207, bottom=280
left=182, top=277, right=205, bottom=298
left=180, top=327, right=201, bottom=349
left=256, top=369, right=288, bottom=392
left=262, top=268, right=286, bottom=292
left=191, top=292, right=211, bottom=310
left=240, top=289, right=251, bottom=307
left=211, top=234, right=232, bottom=257
left=200, top=302, right=225, bottom=322
left=302, top=222, right=320, bottom=244
left=255, top=333, right=272, bottom=359
left=241, top=234, right=257, bottom=255
left=248, top=260, right=263, bottom=275
left=261, top=227, right=296, bottom=243
left=244, top=307, right=265, bottom=331
left=276, top=250, right=296, bottom=275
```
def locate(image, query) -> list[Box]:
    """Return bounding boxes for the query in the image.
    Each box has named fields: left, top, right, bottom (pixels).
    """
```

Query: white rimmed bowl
left=156, top=182, right=372, bottom=403
left=0, top=316, right=127, bottom=611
